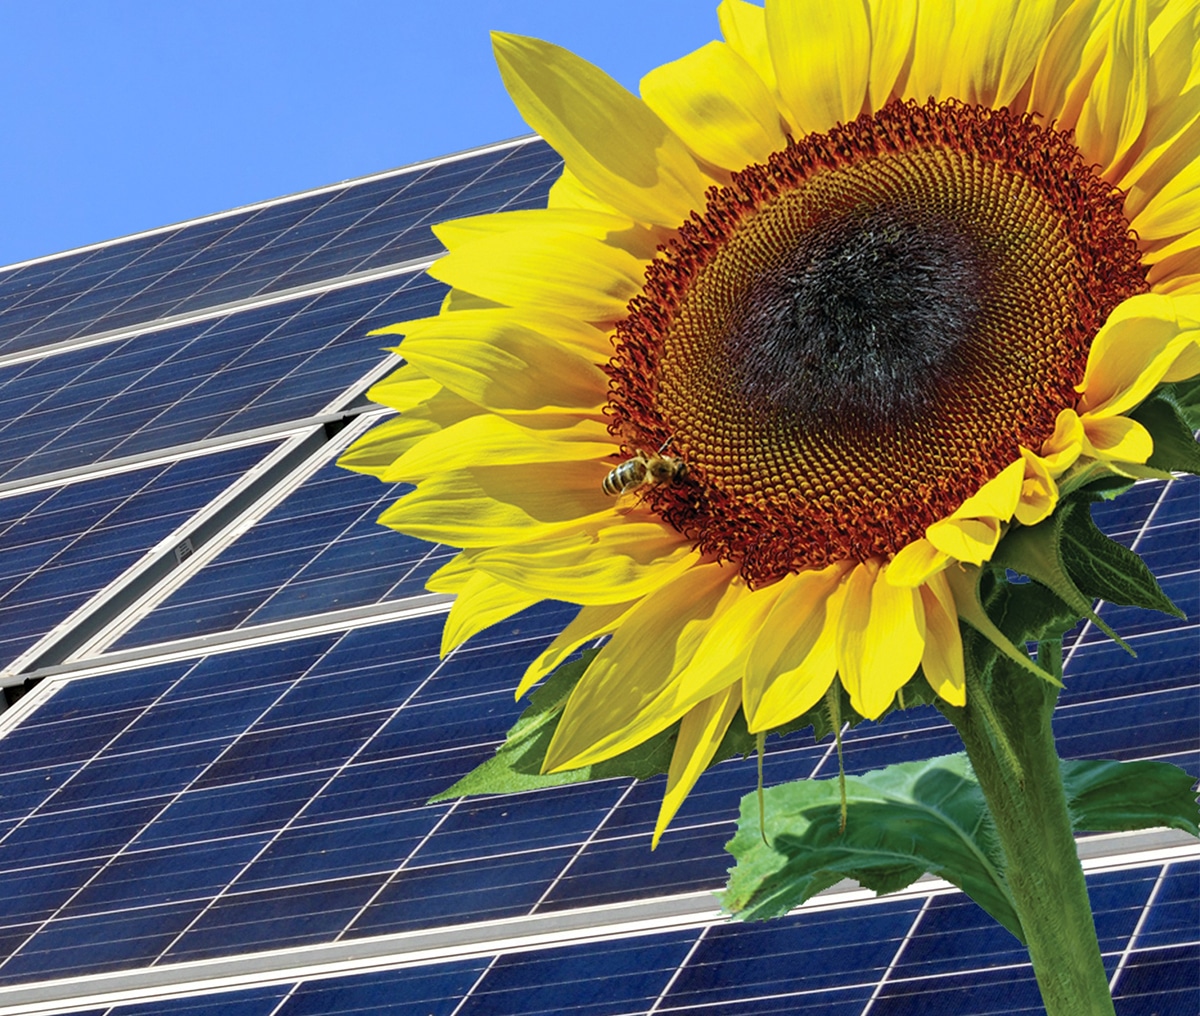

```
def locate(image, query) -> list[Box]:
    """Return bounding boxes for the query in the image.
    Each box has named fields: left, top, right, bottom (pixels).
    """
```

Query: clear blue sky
left=0, top=1, right=721, bottom=267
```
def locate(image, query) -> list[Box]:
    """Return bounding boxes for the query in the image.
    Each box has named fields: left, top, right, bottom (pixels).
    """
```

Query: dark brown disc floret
left=606, top=99, right=1148, bottom=586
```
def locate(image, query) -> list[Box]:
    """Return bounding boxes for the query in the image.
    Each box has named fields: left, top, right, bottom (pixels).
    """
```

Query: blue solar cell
left=347, top=846, right=578, bottom=938
left=109, top=984, right=291, bottom=1016
left=671, top=901, right=924, bottom=1007
left=165, top=874, right=387, bottom=960
left=1126, top=861, right=1200, bottom=951
left=276, top=962, right=487, bottom=1016
left=69, top=836, right=273, bottom=917
left=0, top=278, right=444, bottom=482
left=1110, top=943, right=1199, bottom=1014
left=460, top=933, right=696, bottom=1016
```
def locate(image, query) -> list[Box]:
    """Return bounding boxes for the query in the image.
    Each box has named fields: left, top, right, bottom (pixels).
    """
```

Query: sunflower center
left=726, top=204, right=984, bottom=426
left=607, top=100, right=1148, bottom=585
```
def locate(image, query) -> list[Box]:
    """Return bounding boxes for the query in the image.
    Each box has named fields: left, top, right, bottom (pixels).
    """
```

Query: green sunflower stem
left=940, top=644, right=1116, bottom=1016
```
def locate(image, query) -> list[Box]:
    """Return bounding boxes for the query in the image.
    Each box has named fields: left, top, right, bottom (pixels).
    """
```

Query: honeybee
left=602, top=443, right=686, bottom=510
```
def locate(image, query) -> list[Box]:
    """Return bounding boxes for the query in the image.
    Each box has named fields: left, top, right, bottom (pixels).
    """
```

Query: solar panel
left=0, top=442, right=280, bottom=672
left=0, top=132, right=1192, bottom=1016
left=0, top=140, right=560, bottom=357
left=109, top=451, right=450, bottom=650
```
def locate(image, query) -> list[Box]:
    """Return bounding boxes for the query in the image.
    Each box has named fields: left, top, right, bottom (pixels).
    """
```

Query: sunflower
left=343, top=0, right=1200, bottom=841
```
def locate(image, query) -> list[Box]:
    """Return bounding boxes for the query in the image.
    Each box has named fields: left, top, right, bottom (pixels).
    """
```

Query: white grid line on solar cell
left=1107, top=858, right=1171, bottom=993
left=644, top=924, right=709, bottom=1016
left=0, top=135, right=536, bottom=273
left=0, top=847, right=1192, bottom=1016
left=858, top=895, right=933, bottom=1016
left=151, top=637, right=477, bottom=964
left=0, top=414, right=346, bottom=502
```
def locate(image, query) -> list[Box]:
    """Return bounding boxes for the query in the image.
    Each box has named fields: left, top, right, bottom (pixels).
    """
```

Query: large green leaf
left=723, top=754, right=1199, bottom=940
left=1062, top=758, right=1200, bottom=837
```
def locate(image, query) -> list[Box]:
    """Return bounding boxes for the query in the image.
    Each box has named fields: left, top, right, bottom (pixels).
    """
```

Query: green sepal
left=723, top=754, right=1199, bottom=939
left=945, top=564, right=1063, bottom=686
left=992, top=508, right=1132, bottom=654
left=1057, top=499, right=1185, bottom=619
left=1130, top=394, right=1200, bottom=475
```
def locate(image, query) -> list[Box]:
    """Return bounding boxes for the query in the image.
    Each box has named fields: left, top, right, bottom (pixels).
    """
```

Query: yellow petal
left=1014, top=448, right=1060, bottom=526
left=389, top=414, right=611, bottom=481
left=1117, top=7, right=1200, bottom=211
left=766, top=0, right=870, bottom=132
left=440, top=571, right=542, bottom=656
left=515, top=599, right=637, bottom=698
left=886, top=538, right=951, bottom=588
left=905, top=0, right=958, bottom=103
left=399, top=312, right=608, bottom=415
left=544, top=562, right=736, bottom=769
left=473, top=519, right=698, bottom=606
left=1132, top=143, right=1200, bottom=239
left=1039, top=408, right=1086, bottom=471
left=949, top=457, right=1026, bottom=521
left=1083, top=415, right=1154, bottom=463
left=718, top=0, right=778, bottom=94
left=867, top=0, right=917, bottom=107
left=1078, top=293, right=1200, bottom=416
left=640, top=41, right=787, bottom=170
left=744, top=565, right=848, bottom=730
left=377, top=461, right=610, bottom=547
left=428, top=224, right=647, bottom=322
left=926, top=516, right=1004, bottom=564
left=364, top=368, right=441, bottom=411
left=837, top=560, right=926, bottom=720
left=492, top=33, right=711, bottom=226
left=433, top=208, right=660, bottom=261
left=1122, top=105, right=1200, bottom=224
left=951, top=0, right=1061, bottom=108
left=1027, top=0, right=1111, bottom=129
left=919, top=571, right=965, bottom=707
left=1075, top=0, right=1149, bottom=174
left=653, top=685, right=743, bottom=847
left=546, top=168, right=620, bottom=215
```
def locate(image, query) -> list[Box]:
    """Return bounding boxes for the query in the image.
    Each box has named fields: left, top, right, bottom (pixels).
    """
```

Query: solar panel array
left=0, top=135, right=1193, bottom=1016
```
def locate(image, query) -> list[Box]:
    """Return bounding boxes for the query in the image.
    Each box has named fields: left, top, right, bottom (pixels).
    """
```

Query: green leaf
left=1058, top=500, right=1185, bottom=619
left=1063, top=758, right=1200, bottom=837
left=1159, top=375, right=1200, bottom=431
left=721, top=753, right=1022, bottom=939
left=1130, top=395, right=1200, bottom=475
left=723, top=755, right=1200, bottom=944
